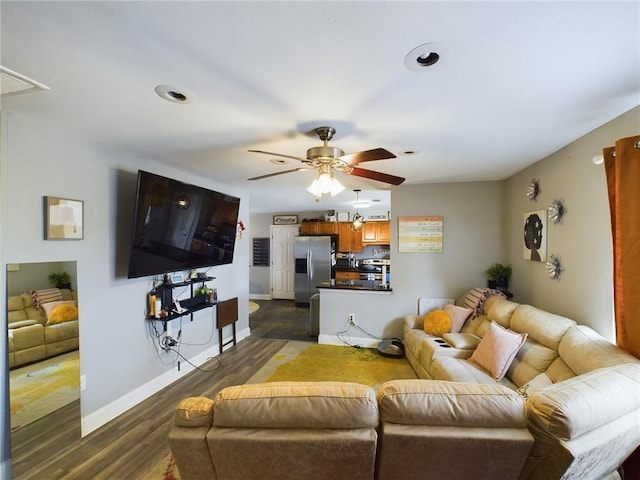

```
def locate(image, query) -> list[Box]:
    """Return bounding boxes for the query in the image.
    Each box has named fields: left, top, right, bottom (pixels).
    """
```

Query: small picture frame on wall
left=273, top=214, right=298, bottom=225
left=44, top=196, right=84, bottom=240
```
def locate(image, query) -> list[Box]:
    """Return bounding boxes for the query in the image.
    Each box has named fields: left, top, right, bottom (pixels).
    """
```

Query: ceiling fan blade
left=340, top=148, right=396, bottom=165
left=248, top=149, right=308, bottom=163
left=349, top=166, right=405, bottom=185
left=248, top=168, right=308, bottom=181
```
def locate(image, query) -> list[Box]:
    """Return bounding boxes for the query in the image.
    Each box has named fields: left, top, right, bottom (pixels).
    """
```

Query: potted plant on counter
left=484, top=263, right=512, bottom=291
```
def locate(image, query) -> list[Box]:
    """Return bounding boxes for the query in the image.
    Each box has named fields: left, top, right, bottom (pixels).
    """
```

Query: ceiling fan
left=247, top=126, right=406, bottom=189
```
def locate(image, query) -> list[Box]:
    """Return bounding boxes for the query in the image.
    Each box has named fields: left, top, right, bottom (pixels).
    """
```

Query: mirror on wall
left=6, top=261, right=80, bottom=469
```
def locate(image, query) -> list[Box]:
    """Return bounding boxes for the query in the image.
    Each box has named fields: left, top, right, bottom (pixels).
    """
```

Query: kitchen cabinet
left=300, top=221, right=363, bottom=252
left=335, top=270, right=360, bottom=281
left=299, top=221, right=338, bottom=235
left=362, top=221, right=390, bottom=244
left=337, top=222, right=363, bottom=253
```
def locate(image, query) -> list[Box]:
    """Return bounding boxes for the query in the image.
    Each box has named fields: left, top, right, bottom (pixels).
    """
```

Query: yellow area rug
left=248, top=301, right=260, bottom=314
left=9, top=350, right=80, bottom=432
left=155, top=341, right=416, bottom=479
left=247, top=341, right=418, bottom=388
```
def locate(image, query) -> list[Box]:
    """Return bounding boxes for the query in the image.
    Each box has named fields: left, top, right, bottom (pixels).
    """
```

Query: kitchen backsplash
left=356, top=245, right=390, bottom=260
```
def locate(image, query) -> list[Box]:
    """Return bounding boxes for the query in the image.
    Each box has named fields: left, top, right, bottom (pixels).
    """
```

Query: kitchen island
left=316, top=280, right=397, bottom=348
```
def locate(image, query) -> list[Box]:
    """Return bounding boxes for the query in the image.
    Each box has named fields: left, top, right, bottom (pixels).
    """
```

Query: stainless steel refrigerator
left=294, top=235, right=335, bottom=305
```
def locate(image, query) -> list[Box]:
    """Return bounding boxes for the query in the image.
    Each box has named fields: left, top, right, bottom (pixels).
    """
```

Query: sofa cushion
left=377, top=380, right=527, bottom=428
left=423, top=310, right=451, bottom=336
left=444, top=304, right=473, bottom=333
left=516, top=372, right=553, bottom=399
left=559, top=325, right=639, bottom=375
left=431, top=357, right=517, bottom=390
left=507, top=338, right=559, bottom=387
left=470, top=321, right=527, bottom=381
left=8, top=310, right=28, bottom=323
left=510, top=304, right=575, bottom=350
left=7, top=295, right=24, bottom=312
left=485, top=296, right=519, bottom=329
left=212, top=382, right=379, bottom=429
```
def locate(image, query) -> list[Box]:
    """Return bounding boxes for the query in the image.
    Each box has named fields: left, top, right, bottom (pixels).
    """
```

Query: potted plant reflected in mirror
left=484, top=263, right=512, bottom=291
left=48, top=271, right=72, bottom=289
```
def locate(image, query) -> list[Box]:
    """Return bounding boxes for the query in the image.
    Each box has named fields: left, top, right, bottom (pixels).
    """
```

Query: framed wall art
left=273, top=215, right=298, bottom=225
left=523, top=210, right=546, bottom=262
left=44, top=196, right=84, bottom=240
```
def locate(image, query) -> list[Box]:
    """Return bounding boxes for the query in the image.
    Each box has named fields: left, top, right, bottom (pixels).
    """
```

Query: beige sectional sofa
left=404, top=292, right=640, bottom=480
left=7, top=288, right=79, bottom=368
left=169, top=380, right=533, bottom=480
left=168, top=291, right=639, bottom=480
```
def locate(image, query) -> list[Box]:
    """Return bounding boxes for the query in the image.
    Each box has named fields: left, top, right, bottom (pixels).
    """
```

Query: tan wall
left=504, top=106, right=639, bottom=341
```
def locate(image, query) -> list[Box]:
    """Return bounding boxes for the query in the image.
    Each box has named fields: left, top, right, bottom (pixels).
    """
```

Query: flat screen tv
left=127, top=170, right=241, bottom=279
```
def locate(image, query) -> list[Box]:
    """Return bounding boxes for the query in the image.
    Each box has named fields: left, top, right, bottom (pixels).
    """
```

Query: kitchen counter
left=318, top=280, right=392, bottom=292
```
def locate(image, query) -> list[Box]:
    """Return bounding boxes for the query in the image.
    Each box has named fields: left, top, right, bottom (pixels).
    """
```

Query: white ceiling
left=1, top=1, right=638, bottom=214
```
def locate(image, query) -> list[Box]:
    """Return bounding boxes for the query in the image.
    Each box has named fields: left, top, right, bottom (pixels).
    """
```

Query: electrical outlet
left=348, top=313, right=356, bottom=325
left=80, top=374, right=87, bottom=391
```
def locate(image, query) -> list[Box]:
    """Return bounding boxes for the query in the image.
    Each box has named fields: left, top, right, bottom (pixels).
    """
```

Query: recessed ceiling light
left=404, top=43, right=442, bottom=72
left=400, top=150, right=417, bottom=156
left=154, top=84, right=193, bottom=104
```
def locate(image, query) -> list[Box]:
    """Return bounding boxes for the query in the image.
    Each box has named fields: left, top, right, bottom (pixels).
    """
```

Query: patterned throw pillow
left=31, top=288, right=63, bottom=310
left=463, top=288, right=505, bottom=319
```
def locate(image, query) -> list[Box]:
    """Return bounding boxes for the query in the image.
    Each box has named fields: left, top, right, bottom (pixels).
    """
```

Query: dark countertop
left=318, top=281, right=392, bottom=292
left=334, top=267, right=360, bottom=272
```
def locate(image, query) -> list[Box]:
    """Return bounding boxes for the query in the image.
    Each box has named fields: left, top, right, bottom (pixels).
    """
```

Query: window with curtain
left=603, top=135, right=640, bottom=358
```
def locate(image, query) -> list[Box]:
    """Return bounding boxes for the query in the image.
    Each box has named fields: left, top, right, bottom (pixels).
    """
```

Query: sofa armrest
left=442, top=332, right=481, bottom=350
left=377, top=379, right=526, bottom=428
left=526, top=363, right=640, bottom=440
left=404, top=314, right=423, bottom=334
left=8, top=319, right=38, bottom=329
left=169, top=397, right=217, bottom=480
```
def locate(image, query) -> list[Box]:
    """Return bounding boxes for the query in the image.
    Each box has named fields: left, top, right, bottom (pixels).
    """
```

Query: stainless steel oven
left=359, top=258, right=390, bottom=281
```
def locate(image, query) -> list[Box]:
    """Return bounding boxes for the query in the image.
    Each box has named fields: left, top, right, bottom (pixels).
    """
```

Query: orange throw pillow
left=423, top=310, right=452, bottom=336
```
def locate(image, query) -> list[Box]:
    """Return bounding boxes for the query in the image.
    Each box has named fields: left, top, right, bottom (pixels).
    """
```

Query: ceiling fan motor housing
left=307, top=145, right=345, bottom=161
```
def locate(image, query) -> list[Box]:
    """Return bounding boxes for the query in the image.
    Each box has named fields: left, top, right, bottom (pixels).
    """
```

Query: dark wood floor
left=11, top=299, right=312, bottom=480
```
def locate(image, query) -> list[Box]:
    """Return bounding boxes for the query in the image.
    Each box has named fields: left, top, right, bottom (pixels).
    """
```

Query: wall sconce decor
left=548, top=198, right=566, bottom=224
left=545, top=254, right=563, bottom=280
left=526, top=179, right=540, bottom=202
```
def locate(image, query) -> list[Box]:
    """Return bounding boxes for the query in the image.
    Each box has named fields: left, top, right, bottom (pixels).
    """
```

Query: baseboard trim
left=249, top=294, right=271, bottom=300
left=81, top=328, right=251, bottom=437
left=318, top=334, right=379, bottom=349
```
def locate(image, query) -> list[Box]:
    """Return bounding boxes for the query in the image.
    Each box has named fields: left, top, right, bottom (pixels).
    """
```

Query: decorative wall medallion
left=548, top=198, right=566, bottom=224
left=545, top=255, right=563, bottom=280
left=526, top=179, right=540, bottom=202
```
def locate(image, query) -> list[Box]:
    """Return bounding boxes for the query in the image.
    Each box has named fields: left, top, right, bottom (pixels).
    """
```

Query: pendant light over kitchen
left=351, top=189, right=365, bottom=232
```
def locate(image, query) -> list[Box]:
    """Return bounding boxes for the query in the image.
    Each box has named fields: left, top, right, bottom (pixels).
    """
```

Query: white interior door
left=271, top=225, right=299, bottom=299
